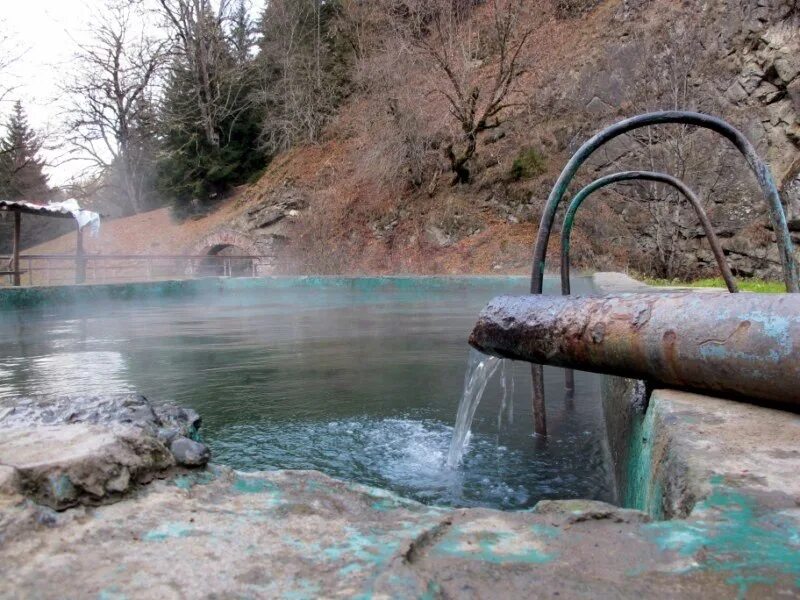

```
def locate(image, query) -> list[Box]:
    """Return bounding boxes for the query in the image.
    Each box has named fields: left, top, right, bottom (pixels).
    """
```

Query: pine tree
left=155, top=1, right=265, bottom=212
left=0, top=101, right=50, bottom=201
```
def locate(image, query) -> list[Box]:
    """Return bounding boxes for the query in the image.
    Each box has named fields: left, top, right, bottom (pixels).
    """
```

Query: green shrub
left=510, top=147, right=546, bottom=180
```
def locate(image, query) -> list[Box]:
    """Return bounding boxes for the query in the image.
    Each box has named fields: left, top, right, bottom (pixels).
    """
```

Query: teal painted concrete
left=643, top=478, right=800, bottom=597
left=0, top=276, right=529, bottom=310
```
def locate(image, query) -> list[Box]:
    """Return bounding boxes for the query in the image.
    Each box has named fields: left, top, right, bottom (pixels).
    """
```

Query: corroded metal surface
left=560, top=171, right=738, bottom=296
left=471, top=293, right=800, bottom=407
left=526, top=110, right=798, bottom=434
left=559, top=171, right=738, bottom=392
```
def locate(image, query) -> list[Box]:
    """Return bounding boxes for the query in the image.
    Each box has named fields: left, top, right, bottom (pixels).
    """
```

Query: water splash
left=446, top=349, right=503, bottom=468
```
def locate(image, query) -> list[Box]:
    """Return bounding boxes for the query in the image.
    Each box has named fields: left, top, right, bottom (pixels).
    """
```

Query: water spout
left=446, top=349, right=503, bottom=468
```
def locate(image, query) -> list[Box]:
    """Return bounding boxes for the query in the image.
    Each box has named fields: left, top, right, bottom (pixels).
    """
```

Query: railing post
left=12, top=211, right=21, bottom=287
left=75, top=226, right=86, bottom=284
left=27, top=256, right=33, bottom=286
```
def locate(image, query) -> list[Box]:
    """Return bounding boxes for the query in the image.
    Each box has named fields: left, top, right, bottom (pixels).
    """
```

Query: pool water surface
left=0, top=277, right=613, bottom=509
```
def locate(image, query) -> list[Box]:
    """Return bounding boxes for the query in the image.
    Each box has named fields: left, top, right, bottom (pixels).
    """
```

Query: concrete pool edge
left=1, top=448, right=798, bottom=597
left=1, top=387, right=798, bottom=597
left=0, top=275, right=532, bottom=310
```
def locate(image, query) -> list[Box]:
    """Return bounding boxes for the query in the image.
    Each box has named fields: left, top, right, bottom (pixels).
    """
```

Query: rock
left=724, top=80, right=749, bottom=103
left=485, top=129, right=506, bottom=144
left=766, top=98, right=794, bottom=125
left=0, top=424, right=174, bottom=510
left=156, top=427, right=181, bottom=445
left=169, top=436, right=210, bottom=467
left=0, top=464, right=20, bottom=497
left=774, top=54, right=800, bottom=84
left=0, top=394, right=201, bottom=440
left=753, top=80, right=783, bottom=103
left=532, top=499, right=650, bottom=524
left=425, top=225, right=451, bottom=247
left=585, top=95, right=614, bottom=114
left=787, top=78, right=800, bottom=112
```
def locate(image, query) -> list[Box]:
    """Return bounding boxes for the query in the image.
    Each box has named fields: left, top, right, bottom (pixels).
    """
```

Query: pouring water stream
left=446, top=349, right=514, bottom=468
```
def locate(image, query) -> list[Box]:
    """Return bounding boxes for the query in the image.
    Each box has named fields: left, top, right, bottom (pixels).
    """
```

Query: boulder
left=0, top=394, right=201, bottom=442
left=0, top=395, right=210, bottom=507
left=0, top=424, right=174, bottom=509
left=169, top=436, right=211, bottom=467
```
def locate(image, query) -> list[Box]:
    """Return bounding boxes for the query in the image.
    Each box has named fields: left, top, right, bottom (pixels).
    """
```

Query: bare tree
left=0, top=23, right=23, bottom=111
left=395, top=0, right=531, bottom=184
left=62, top=3, right=166, bottom=213
left=616, top=24, right=737, bottom=279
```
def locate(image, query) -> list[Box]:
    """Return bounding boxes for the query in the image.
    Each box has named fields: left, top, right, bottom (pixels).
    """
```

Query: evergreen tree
left=0, top=101, right=50, bottom=201
left=155, top=0, right=265, bottom=212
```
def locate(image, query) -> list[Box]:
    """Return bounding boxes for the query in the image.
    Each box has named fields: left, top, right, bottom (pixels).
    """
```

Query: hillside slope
left=244, top=0, right=800, bottom=279
left=29, top=0, right=800, bottom=280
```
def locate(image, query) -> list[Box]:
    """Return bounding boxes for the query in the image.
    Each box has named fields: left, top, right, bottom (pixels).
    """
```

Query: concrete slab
left=627, top=389, right=800, bottom=518
left=2, top=467, right=797, bottom=599
left=592, top=271, right=653, bottom=293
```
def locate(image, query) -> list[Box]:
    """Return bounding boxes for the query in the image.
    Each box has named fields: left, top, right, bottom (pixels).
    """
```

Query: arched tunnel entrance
left=197, top=244, right=255, bottom=277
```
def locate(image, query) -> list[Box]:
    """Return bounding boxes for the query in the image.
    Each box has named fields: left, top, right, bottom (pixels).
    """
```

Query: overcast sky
left=2, top=1, right=102, bottom=185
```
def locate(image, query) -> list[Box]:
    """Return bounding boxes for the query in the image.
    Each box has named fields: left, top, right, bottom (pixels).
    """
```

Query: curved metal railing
left=526, top=110, right=798, bottom=435
left=558, top=170, right=739, bottom=392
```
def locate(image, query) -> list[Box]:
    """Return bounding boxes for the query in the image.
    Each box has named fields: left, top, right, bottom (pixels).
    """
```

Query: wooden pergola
left=0, top=200, right=94, bottom=286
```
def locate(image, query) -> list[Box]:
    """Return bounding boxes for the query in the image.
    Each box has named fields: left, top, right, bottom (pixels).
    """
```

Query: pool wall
left=0, top=275, right=531, bottom=310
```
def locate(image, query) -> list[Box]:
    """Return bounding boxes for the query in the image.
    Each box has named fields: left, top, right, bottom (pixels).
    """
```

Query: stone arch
left=189, top=229, right=265, bottom=277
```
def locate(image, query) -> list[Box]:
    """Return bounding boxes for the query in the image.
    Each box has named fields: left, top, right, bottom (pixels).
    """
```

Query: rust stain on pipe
left=470, top=293, right=800, bottom=408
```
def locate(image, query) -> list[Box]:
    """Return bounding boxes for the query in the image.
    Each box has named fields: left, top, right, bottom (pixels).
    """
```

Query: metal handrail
left=558, top=171, right=739, bottom=392
left=527, top=110, right=798, bottom=436
left=560, top=172, right=738, bottom=295
left=0, top=253, right=265, bottom=261
left=0, top=252, right=269, bottom=286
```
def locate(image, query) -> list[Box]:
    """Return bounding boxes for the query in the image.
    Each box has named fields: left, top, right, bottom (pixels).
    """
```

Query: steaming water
left=0, top=277, right=613, bottom=509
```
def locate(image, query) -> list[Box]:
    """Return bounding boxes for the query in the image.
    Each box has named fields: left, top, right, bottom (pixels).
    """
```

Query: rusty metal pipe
left=526, top=111, right=797, bottom=436
left=471, top=293, right=800, bottom=408
left=559, top=171, right=739, bottom=392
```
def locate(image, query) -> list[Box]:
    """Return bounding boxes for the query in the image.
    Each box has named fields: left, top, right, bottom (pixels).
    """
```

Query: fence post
left=27, top=256, right=33, bottom=286
left=75, top=226, right=86, bottom=284
left=12, top=211, right=21, bottom=287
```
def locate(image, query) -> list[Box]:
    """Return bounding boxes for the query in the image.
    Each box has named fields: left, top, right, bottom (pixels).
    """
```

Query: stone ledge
left=0, top=424, right=174, bottom=509
left=627, top=389, right=800, bottom=519
left=0, top=467, right=797, bottom=598
left=0, top=395, right=211, bottom=509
